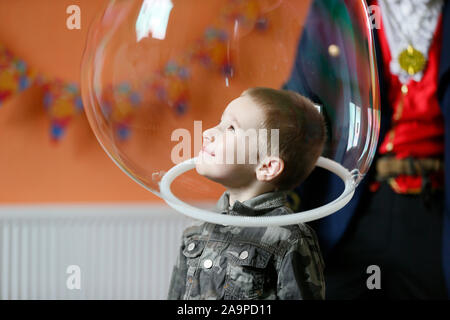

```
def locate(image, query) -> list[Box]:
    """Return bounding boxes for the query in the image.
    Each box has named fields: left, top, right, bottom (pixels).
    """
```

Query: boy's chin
left=195, top=162, right=225, bottom=184
left=194, top=162, right=206, bottom=176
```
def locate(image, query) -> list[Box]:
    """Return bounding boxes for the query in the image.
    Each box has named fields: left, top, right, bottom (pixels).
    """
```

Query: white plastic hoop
left=159, top=157, right=356, bottom=227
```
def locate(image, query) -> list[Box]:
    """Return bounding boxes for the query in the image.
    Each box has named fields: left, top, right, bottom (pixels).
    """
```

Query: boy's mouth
left=201, top=145, right=215, bottom=157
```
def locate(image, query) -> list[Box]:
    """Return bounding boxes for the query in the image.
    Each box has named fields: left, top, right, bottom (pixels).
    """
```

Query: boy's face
left=195, top=95, right=266, bottom=188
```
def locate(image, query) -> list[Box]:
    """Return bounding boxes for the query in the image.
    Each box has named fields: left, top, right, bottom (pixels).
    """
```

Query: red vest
left=376, top=13, right=445, bottom=193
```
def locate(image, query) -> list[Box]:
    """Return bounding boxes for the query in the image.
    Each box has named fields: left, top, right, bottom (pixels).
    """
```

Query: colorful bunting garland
left=0, top=0, right=270, bottom=142
left=0, top=44, right=84, bottom=141
left=146, top=0, right=270, bottom=116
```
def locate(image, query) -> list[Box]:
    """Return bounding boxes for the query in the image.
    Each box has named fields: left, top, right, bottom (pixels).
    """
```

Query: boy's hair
left=242, top=87, right=326, bottom=191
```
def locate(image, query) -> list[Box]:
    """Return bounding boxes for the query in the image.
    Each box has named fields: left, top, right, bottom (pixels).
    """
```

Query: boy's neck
left=227, top=184, right=276, bottom=207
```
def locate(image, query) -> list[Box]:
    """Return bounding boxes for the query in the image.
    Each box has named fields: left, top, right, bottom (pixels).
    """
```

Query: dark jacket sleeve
left=167, top=240, right=187, bottom=299
left=276, top=226, right=325, bottom=300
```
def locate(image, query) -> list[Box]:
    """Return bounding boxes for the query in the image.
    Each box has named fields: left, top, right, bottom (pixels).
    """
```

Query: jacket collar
left=215, top=190, right=288, bottom=217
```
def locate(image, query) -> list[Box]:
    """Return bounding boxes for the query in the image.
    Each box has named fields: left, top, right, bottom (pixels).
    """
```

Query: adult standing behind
left=284, top=0, right=450, bottom=299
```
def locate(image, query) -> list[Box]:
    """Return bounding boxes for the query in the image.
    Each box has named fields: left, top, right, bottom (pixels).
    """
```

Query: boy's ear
left=256, top=157, right=284, bottom=182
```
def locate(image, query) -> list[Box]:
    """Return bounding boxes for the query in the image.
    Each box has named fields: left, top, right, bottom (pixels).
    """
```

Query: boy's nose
left=203, top=128, right=215, bottom=143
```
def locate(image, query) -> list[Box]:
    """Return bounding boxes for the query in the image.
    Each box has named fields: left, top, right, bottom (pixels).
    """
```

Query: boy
left=168, top=87, right=326, bottom=300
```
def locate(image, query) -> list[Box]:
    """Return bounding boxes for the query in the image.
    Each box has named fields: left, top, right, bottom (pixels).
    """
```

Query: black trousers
left=325, top=181, right=448, bottom=299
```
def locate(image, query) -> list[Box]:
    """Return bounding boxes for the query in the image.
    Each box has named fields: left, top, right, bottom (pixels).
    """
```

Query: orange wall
left=0, top=0, right=309, bottom=203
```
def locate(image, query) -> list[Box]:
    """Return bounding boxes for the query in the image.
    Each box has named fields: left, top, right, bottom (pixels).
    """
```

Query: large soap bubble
left=81, top=0, right=380, bottom=226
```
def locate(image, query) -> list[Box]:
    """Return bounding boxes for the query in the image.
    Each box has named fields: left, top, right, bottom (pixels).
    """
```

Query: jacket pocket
left=224, top=243, right=273, bottom=300
left=182, top=239, right=206, bottom=259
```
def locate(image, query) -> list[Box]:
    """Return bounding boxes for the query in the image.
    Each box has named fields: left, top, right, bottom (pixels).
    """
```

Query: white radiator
left=0, top=204, right=198, bottom=300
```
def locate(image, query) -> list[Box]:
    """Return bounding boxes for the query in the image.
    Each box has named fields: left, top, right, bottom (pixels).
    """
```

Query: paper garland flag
left=0, top=44, right=36, bottom=105
left=40, top=79, right=84, bottom=141
left=99, top=82, right=141, bottom=141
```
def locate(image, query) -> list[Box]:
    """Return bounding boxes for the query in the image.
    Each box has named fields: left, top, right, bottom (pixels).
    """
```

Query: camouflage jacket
left=167, top=191, right=325, bottom=300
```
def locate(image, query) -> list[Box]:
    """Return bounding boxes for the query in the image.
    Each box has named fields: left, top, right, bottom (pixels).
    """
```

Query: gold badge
left=398, top=45, right=426, bottom=75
